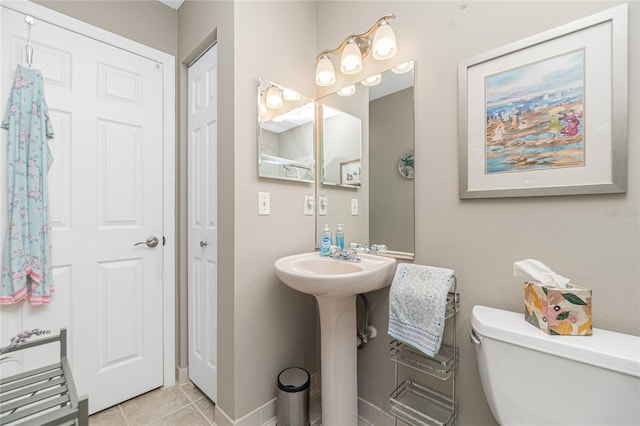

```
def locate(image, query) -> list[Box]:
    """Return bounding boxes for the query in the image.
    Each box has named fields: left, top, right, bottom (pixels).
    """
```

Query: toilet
left=470, top=305, right=640, bottom=426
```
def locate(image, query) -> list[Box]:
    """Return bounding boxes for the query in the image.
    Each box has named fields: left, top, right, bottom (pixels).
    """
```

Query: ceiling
left=158, top=0, right=183, bottom=10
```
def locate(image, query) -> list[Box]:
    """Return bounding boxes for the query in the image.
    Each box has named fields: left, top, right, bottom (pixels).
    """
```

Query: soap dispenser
left=320, top=224, right=332, bottom=256
left=336, top=224, right=345, bottom=250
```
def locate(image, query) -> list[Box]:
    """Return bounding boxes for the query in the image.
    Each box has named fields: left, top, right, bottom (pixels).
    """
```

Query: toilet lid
left=471, top=305, right=640, bottom=378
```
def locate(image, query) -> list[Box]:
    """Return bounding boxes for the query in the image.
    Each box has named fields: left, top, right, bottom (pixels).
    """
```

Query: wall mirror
left=316, top=61, right=415, bottom=258
left=257, top=79, right=315, bottom=183
left=321, top=105, right=362, bottom=187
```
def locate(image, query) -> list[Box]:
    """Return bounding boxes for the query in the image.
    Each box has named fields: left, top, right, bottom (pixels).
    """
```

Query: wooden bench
left=0, top=329, right=88, bottom=426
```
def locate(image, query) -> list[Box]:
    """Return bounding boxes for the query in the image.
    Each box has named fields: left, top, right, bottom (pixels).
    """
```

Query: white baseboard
left=176, top=366, right=189, bottom=385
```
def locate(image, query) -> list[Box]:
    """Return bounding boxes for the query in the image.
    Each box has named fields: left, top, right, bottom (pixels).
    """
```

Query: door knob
left=200, top=241, right=208, bottom=248
left=134, top=236, right=159, bottom=248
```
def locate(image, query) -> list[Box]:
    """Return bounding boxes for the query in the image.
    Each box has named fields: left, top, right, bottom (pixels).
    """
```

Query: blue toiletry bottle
left=336, top=224, right=345, bottom=250
left=320, top=224, right=332, bottom=256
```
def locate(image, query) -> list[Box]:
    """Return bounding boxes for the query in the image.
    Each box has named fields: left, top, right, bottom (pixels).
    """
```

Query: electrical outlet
left=258, top=192, right=270, bottom=215
left=318, top=196, right=328, bottom=216
left=351, top=198, right=359, bottom=215
left=304, top=195, right=314, bottom=216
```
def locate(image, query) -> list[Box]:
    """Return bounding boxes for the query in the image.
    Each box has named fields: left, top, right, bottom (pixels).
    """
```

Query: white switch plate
left=258, top=192, right=270, bottom=215
left=351, top=198, right=359, bottom=215
left=304, top=195, right=314, bottom=216
left=318, top=196, right=328, bottom=216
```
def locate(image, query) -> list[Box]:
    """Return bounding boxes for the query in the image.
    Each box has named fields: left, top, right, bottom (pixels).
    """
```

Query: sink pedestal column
left=315, top=295, right=358, bottom=426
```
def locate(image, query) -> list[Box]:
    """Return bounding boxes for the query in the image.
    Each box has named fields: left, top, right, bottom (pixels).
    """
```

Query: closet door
left=187, top=44, right=218, bottom=402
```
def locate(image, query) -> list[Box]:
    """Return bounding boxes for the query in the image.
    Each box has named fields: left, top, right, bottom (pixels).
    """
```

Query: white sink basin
left=274, top=251, right=397, bottom=425
left=274, top=251, right=397, bottom=298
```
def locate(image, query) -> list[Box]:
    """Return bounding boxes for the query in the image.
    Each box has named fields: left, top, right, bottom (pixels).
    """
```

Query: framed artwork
left=458, top=4, right=628, bottom=198
left=340, top=159, right=361, bottom=186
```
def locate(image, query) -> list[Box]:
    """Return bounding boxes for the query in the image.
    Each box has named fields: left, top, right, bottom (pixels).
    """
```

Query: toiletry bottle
left=320, top=224, right=332, bottom=256
left=336, top=224, right=345, bottom=250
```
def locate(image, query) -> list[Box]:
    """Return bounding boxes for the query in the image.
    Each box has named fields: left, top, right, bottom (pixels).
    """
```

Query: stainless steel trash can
left=276, top=367, right=310, bottom=426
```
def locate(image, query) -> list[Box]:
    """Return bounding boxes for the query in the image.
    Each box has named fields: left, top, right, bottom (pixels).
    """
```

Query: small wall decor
left=340, top=159, right=361, bottom=185
left=458, top=4, right=628, bottom=198
left=397, top=149, right=414, bottom=179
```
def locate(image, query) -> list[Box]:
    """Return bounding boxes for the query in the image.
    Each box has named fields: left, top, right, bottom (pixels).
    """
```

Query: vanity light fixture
left=360, top=74, right=382, bottom=86
left=337, top=85, right=356, bottom=97
left=315, top=14, right=397, bottom=86
left=316, top=54, right=336, bottom=86
left=266, top=85, right=284, bottom=109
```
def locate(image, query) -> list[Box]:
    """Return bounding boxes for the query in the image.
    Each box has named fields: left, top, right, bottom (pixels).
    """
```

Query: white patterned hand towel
left=388, top=263, right=455, bottom=357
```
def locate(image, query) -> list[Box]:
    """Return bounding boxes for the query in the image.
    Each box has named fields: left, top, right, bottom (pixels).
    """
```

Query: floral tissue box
left=524, top=281, right=592, bottom=335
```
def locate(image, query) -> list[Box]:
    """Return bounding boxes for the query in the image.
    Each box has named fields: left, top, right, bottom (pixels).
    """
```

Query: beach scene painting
left=485, top=49, right=585, bottom=174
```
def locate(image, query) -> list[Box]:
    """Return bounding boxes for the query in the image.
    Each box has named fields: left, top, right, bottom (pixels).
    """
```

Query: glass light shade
left=316, top=55, right=336, bottom=86
left=283, top=88, right=301, bottom=101
left=372, top=21, right=397, bottom=60
left=337, top=85, right=356, bottom=97
left=361, top=74, right=382, bottom=86
left=266, top=86, right=283, bottom=109
left=340, top=39, right=362, bottom=75
left=391, top=61, right=414, bottom=74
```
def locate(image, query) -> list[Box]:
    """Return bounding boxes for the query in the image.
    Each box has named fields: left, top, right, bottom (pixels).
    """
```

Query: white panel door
left=0, top=7, right=164, bottom=413
left=188, top=44, right=218, bottom=402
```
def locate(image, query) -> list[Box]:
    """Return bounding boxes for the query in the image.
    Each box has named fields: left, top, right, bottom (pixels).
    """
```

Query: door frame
left=0, top=0, right=176, bottom=387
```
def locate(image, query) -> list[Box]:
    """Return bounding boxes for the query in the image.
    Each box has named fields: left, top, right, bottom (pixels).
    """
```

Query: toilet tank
left=471, top=305, right=640, bottom=426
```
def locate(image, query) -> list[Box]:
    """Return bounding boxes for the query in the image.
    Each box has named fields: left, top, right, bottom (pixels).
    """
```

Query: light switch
left=351, top=198, right=359, bottom=215
left=258, top=192, right=270, bottom=215
left=304, top=195, right=314, bottom=216
left=318, top=196, right=328, bottom=216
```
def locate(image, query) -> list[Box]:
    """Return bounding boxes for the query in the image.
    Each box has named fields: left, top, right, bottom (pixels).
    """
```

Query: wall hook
left=25, top=15, right=36, bottom=67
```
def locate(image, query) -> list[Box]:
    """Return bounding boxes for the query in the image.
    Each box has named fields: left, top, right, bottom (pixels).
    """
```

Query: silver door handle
left=200, top=241, right=208, bottom=248
left=134, top=236, right=159, bottom=248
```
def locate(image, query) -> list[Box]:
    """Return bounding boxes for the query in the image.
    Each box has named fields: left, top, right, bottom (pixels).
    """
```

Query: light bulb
left=372, top=21, right=397, bottom=60
left=337, top=85, right=355, bottom=97
left=266, top=86, right=283, bottom=109
left=315, top=55, right=335, bottom=86
left=282, top=88, right=300, bottom=101
left=340, top=39, right=362, bottom=75
left=361, top=74, right=382, bottom=86
left=391, top=61, right=414, bottom=74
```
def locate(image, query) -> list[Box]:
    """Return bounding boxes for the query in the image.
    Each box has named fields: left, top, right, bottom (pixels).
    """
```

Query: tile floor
left=89, top=382, right=214, bottom=426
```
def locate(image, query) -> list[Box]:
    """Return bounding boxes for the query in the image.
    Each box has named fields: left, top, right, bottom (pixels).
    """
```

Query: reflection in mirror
left=321, top=105, right=362, bottom=187
left=316, top=61, right=415, bottom=258
left=257, top=79, right=315, bottom=182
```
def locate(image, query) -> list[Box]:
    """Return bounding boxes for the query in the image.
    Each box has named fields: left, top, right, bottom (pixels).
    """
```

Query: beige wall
left=318, top=1, right=639, bottom=425
left=179, top=0, right=319, bottom=419
left=27, top=1, right=639, bottom=424
left=231, top=1, right=318, bottom=417
left=177, top=0, right=237, bottom=414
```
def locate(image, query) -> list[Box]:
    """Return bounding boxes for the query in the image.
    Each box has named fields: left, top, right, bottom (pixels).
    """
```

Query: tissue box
left=524, top=281, right=592, bottom=335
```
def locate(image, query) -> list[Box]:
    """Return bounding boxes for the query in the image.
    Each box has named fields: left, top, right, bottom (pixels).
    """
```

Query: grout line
left=118, top=404, right=131, bottom=426
left=191, top=399, right=214, bottom=426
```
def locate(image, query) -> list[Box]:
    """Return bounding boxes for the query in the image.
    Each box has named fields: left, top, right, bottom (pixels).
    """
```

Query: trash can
left=276, top=367, right=310, bottom=426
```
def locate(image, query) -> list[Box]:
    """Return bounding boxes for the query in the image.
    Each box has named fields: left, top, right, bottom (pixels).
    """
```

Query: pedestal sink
left=275, top=252, right=397, bottom=425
